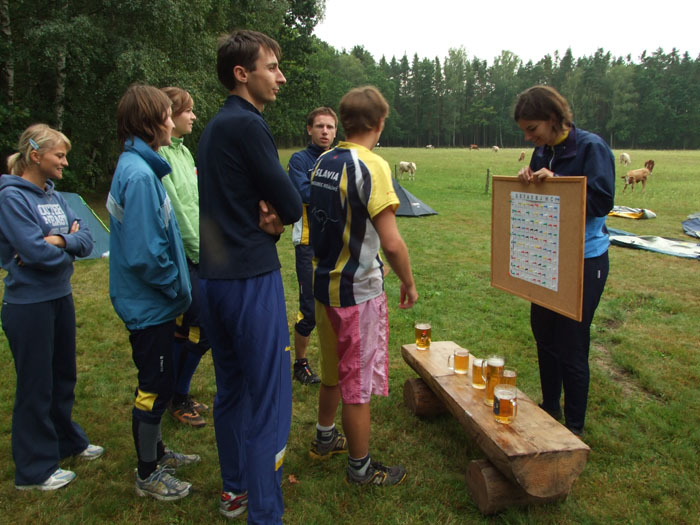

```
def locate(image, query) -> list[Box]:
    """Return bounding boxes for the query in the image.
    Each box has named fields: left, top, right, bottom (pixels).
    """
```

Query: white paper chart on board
left=509, top=192, right=561, bottom=291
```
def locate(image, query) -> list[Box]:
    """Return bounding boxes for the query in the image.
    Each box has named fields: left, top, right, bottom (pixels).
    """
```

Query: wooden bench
left=402, top=341, right=590, bottom=515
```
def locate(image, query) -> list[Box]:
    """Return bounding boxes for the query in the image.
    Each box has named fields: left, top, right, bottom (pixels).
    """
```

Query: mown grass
left=1, top=147, right=699, bottom=524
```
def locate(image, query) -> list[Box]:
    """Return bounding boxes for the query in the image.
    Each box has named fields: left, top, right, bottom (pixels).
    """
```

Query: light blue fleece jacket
left=107, top=137, right=191, bottom=330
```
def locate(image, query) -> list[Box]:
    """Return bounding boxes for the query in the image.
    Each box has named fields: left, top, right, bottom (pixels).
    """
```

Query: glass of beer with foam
left=471, top=358, right=485, bottom=389
left=447, top=348, right=470, bottom=374
left=414, top=322, right=431, bottom=350
left=501, top=367, right=517, bottom=387
left=481, top=355, right=505, bottom=406
left=493, top=384, right=517, bottom=424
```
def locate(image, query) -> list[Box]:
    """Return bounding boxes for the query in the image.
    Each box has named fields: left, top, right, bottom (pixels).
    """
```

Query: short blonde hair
left=7, top=124, right=71, bottom=176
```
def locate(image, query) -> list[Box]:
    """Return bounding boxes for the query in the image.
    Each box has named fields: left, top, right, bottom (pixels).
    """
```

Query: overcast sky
left=313, top=0, right=698, bottom=65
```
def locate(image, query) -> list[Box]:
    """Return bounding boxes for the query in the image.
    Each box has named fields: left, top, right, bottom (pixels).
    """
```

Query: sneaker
left=219, top=490, right=249, bottom=519
left=188, top=395, right=209, bottom=413
left=170, top=398, right=206, bottom=428
left=15, top=468, right=76, bottom=491
left=158, top=448, right=201, bottom=469
left=309, top=428, right=348, bottom=460
left=346, top=461, right=407, bottom=486
left=293, top=360, right=321, bottom=385
left=135, top=466, right=191, bottom=501
left=78, top=444, right=104, bottom=461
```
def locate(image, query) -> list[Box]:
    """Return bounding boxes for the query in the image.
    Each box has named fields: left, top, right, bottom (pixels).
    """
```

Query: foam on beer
left=487, top=356, right=504, bottom=367
left=494, top=386, right=516, bottom=400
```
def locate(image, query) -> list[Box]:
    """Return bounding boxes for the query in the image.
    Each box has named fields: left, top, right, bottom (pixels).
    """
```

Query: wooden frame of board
left=491, top=176, right=586, bottom=321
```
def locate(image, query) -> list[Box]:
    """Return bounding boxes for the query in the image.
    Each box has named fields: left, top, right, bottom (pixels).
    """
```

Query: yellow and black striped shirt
left=309, top=141, right=398, bottom=307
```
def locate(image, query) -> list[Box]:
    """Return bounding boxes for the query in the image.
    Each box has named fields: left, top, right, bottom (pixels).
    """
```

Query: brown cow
left=622, top=160, right=655, bottom=193
left=469, top=144, right=479, bottom=150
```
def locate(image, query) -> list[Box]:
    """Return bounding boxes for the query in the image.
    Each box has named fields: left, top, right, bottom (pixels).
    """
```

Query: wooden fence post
left=485, top=168, right=491, bottom=194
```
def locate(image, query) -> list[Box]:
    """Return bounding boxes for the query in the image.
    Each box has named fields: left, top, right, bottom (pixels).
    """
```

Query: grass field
left=1, top=147, right=699, bottom=524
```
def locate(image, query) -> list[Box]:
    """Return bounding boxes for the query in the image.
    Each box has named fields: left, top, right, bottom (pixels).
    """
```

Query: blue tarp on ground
left=682, top=213, right=700, bottom=239
left=608, top=227, right=700, bottom=260
left=61, top=192, right=110, bottom=260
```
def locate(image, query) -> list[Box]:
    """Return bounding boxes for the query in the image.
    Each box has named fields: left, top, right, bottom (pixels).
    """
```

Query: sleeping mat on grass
left=608, top=227, right=700, bottom=260
left=608, top=206, right=657, bottom=219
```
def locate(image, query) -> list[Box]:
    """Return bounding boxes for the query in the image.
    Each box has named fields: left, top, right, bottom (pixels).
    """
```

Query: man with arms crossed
left=308, top=86, right=418, bottom=486
left=197, top=30, right=302, bottom=522
left=287, top=107, right=337, bottom=385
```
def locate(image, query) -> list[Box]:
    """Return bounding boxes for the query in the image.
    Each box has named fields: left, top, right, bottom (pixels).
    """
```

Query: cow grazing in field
left=518, top=151, right=526, bottom=162
left=426, top=144, right=434, bottom=149
left=469, top=144, right=479, bottom=150
left=399, top=161, right=417, bottom=180
left=620, top=152, right=631, bottom=166
left=622, top=159, right=655, bottom=193
left=492, top=145, right=500, bottom=153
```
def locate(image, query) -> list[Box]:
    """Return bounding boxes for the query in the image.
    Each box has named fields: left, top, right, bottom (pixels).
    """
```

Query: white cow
left=398, top=161, right=417, bottom=180
left=620, top=152, right=631, bottom=166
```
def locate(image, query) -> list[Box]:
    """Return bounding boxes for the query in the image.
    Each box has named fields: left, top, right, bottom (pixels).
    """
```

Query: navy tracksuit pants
left=200, top=270, right=292, bottom=524
left=1, top=295, right=89, bottom=485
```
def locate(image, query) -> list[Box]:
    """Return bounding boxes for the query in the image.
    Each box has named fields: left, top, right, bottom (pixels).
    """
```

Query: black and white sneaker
left=346, top=461, right=407, bottom=486
left=293, top=359, right=321, bottom=385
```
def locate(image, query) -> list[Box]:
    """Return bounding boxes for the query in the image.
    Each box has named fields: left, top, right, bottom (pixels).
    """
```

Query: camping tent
left=62, top=192, right=110, bottom=260
left=392, top=178, right=437, bottom=217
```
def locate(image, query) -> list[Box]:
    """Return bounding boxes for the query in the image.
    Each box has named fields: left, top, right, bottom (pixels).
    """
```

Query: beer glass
left=414, top=322, right=431, bottom=350
left=481, top=355, right=505, bottom=406
left=447, top=348, right=470, bottom=374
left=501, top=367, right=517, bottom=387
left=493, top=384, right=517, bottom=424
left=471, top=358, right=485, bottom=389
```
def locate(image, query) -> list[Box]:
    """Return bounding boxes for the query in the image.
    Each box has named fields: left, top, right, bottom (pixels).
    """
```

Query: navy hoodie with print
left=0, top=175, right=93, bottom=303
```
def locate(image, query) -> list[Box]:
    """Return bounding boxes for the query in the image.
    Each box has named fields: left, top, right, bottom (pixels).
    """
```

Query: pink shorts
left=315, top=293, right=389, bottom=404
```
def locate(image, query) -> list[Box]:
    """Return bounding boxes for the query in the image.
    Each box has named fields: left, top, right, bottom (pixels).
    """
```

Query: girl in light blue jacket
left=107, top=84, right=196, bottom=501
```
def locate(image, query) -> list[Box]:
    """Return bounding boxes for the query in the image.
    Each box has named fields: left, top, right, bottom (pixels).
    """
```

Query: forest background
left=2, top=0, right=699, bottom=193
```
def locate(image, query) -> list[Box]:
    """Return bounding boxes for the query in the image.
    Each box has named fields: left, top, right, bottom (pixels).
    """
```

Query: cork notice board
left=491, top=176, right=586, bottom=321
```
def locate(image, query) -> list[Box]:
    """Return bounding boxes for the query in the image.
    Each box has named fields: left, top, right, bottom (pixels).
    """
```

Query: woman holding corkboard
left=514, top=85, right=615, bottom=437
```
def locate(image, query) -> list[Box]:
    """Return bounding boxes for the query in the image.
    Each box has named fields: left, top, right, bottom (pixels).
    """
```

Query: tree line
left=2, top=0, right=698, bottom=192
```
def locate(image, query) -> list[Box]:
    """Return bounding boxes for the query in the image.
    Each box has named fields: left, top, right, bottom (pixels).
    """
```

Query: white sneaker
left=15, top=468, right=76, bottom=491
left=135, top=466, right=191, bottom=501
left=78, top=444, right=104, bottom=461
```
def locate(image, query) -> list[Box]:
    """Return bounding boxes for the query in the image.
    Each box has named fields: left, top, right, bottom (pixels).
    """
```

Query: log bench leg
left=403, top=377, right=447, bottom=418
left=466, top=459, right=568, bottom=515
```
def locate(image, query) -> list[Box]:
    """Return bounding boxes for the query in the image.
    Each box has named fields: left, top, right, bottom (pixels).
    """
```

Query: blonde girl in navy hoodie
left=0, top=124, right=103, bottom=491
